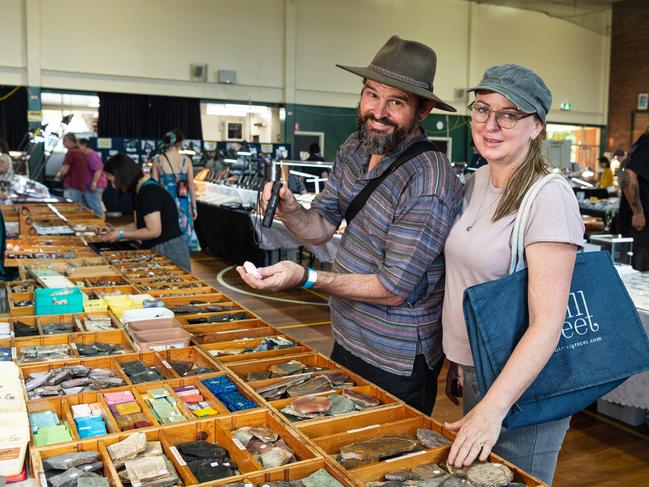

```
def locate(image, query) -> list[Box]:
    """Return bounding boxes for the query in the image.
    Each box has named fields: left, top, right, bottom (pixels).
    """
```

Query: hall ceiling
left=466, top=0, right=621, bottom=34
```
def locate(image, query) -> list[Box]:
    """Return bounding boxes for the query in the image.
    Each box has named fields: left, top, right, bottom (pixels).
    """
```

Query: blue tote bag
left=463, top=174, right=649, bottom=429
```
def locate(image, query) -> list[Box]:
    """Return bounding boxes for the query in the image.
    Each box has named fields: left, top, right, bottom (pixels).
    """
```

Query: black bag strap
left=160, top=153, right=178, bottom=180
left=344, top=140, right=437, bottom=223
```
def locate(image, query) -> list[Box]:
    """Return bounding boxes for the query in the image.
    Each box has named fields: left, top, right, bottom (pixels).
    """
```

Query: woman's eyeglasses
left=469, top=103, right=534, bottom=129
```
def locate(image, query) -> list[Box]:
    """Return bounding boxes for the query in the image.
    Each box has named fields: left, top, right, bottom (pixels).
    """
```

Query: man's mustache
left=362, top=114, right=398, bottom=128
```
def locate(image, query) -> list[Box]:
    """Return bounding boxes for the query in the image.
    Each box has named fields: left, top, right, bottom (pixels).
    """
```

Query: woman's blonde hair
left=492, top=125, right=549, bottom=222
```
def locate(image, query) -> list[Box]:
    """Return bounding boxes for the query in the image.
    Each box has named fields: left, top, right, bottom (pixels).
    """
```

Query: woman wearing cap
left=442, top=64, right=584, bottom=484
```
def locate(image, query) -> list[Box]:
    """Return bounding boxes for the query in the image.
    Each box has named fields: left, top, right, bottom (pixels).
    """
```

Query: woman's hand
left=96, top=224, right=112, bottom=236
left=236, top=260, right=305, bottom=291
left=445, top=361, right=464, bottom=406
left=192, top=206, right=198, bottom=221
left=444, top=400, right=505, bottom=468
left=102, top=230, right=120, bottom=242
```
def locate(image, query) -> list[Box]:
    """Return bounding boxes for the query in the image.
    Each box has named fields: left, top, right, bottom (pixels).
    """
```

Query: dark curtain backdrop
left=0, top=86, right=28, bottom=150
left=97, top=92, right=202, bottom=139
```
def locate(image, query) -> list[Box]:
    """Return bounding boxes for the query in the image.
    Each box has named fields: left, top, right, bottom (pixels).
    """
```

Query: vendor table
left=195, top=201, right=264, bottom=264
left=601, top=267, right=649, bottom=409
left=195, top=181, right=341, bottom=265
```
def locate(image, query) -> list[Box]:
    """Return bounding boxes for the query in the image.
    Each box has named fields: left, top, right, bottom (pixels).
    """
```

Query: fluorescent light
left=178, top=149, right=196, bottom=155
left=237, top=151, right=252, bottom=156
left=581, top=170, right=594, bottom=178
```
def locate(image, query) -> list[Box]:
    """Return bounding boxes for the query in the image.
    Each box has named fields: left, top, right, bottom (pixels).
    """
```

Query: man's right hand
left=445, top=361, right=464, bottom=406
left=632, top=212, right=646, bottom=231
left=258, top=181, right=300, bottom=220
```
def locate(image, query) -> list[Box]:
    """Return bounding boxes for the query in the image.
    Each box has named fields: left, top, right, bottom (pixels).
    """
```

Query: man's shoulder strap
left=344, top=140, right=437, bottom=224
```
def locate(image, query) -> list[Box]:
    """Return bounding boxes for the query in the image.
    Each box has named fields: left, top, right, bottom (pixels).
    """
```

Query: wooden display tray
left=267, top=383, right=399, bottom=425
left=21, top=355, right=132, bottom=401
left=126, top=273, right=196, bottom=285
left=5, top=249, right=97, bottom=266
left=136, top=279, right=209, bottom=291
left=7, top=290, right=34, bottom=316
left=13, top=329, right=136, bottom=365
left=161, top=293, right=244, bottom=311
left=83, top=275, right=131, bottom=287
left=296, top=404, right=422, bottom=440
left=191, top=325, right=282, bottom=345
left=32, top=409, right=324, bottom=487
left=9, top=311, right=121, bottom=338
left=224, top=351, right=363, bottom=384
left=157, top=346, right=224, bottom=376
left=176, top=310, right=256, bottom=328
left=300, top=414, right=547, bottom=487
left=26, top=370, right=262, bottom=445
left=145, top=286, right=218, bottom=298
left=85, top=285, right=139, bottom=299
left=120, top=267, right=188, bottom=279
left=347, top=446, right=545, bottom=486
left=210, top=459, right=357, bottom=487
left=198, top=335, right=309, bottom=364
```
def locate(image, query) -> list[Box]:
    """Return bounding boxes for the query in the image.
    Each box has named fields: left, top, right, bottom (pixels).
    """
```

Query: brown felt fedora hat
left=337, top=35, right=456, bottom=113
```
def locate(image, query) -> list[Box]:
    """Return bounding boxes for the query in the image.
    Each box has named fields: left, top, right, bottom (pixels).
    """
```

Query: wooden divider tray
left=191, top=325, right=284, bottom=345
left=85, top=285, right=139, bottom=299
left=176, top=311, right=268, bottom=342
left=305, top=415, right=545, bottom=486
left=13, top=329, right=136, bottom=365
left=348, top=445, right=544, bottom=486
left=157, top=346, right=224, bottom=376
left=268, top=383, right=398, bottom=425
left=145, top=286, right=218, bottom=298
left=32, top=409, right=322, bottom=486
left=198, top=335, right=309, bottom=364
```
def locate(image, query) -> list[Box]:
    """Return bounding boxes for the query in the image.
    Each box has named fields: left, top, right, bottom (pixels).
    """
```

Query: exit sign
left=560, top=101, right=572, bottom=111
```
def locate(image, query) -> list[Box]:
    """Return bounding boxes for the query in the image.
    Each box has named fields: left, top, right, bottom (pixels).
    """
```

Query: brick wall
left=608, top=0, right=649, bottom=152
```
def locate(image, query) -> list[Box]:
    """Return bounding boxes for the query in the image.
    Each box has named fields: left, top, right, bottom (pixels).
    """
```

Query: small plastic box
left=35, top=287, right=83, bottom=316
left=130, top=328, right=191, bottom=352
left=84, top=299, right=108, bottom=312
left=125, top=318, right=182, bottom=334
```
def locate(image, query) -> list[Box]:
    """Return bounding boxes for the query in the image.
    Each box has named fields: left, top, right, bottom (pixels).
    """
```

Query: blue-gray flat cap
left=467, top=64, right=552, bottom=122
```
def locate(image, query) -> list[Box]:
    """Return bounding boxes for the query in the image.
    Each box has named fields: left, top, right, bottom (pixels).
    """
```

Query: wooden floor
left=191, top=252, right=649, bottom=487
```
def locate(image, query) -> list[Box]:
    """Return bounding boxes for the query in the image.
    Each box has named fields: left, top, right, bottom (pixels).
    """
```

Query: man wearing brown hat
left=238, top=36, right=463, bottom=414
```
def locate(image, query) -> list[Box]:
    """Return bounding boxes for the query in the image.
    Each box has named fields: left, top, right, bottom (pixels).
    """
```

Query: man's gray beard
left=357, top=116, right=418, bottom=155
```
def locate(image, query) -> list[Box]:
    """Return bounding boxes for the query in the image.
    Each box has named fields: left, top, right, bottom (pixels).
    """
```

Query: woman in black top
left=101, top=154, right=191, bottom=271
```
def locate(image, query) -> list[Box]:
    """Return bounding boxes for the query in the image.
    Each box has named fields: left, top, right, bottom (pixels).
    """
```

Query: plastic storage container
left=122, top=307, right=174, bottom=323
left=130, top=328, right=191, bottom=352
left=35, top=287, right=83, bottom=315
left=125, top=317, right=182, bottom=334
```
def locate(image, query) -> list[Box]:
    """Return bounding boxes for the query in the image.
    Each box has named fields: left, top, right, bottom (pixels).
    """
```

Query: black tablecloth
left=195, top=202, right=264, bottom=264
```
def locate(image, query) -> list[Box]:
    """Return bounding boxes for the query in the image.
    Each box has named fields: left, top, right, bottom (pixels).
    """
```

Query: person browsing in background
left=78, top=138, right=107, bottom=217
left=303, top=142, right=328, bottom=193
left=618, top=128, right=649, bottom=271
left=55, top=133, right=88, bottom=204
left=152, top=129, right=201, bottom=252
left=0, top=139, right=14, bottom=182
left=236, top=35, right=463, bottom=415
left=442, top=65, right=584, bottom=485
left=598, top=156, right=614, bottom=189
left=100, top=154, right=191, bottom=271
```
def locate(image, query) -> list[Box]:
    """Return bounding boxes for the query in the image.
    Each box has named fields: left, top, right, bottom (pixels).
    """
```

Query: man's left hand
left=236, top=260, right=305, bottom=291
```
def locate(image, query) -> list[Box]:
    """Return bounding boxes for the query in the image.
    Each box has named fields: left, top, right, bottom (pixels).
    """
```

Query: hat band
left=368, top=64, right=432, bottom=91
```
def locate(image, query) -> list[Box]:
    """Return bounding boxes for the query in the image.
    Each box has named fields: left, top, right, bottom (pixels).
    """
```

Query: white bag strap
left=509, top=173, right=574, bottom=274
